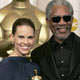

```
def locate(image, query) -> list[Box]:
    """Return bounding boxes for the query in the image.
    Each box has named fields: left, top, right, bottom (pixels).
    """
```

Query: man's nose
left=59, top=17, right=66, bottom=25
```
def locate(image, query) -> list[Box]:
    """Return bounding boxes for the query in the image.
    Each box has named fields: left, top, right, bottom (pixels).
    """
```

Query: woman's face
left=11, top=25, right=35, bottom=56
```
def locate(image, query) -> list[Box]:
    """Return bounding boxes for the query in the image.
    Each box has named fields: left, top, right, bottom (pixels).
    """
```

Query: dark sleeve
left=0, top=62, right=17, bottom=80
left=31, top=46, right=45, bottom=64
left=31, top=48, right=40, bottom=64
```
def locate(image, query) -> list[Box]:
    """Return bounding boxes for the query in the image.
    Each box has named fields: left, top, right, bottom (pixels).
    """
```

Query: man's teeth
left=60, top=28, right=66, bottom=30
left=59, top=28, right=67, bottom=31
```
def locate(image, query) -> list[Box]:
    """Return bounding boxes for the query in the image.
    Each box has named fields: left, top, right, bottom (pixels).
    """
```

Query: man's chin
left=56, top=34, right=70, bottom=41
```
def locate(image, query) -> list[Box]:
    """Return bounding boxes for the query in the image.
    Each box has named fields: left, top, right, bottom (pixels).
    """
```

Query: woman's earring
left=12, top=42, right=14, bottom=45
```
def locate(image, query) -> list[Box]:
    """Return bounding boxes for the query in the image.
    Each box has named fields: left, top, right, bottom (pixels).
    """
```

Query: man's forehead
left=51, top=5, right=70, bottom=16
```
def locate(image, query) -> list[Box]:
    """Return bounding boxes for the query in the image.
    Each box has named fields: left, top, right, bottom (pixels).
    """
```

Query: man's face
left=47, top=5, right=73, bottom=42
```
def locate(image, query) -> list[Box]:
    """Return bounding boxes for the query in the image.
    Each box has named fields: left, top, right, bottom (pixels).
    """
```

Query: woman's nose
left=23, top=38, right=28, bottom=44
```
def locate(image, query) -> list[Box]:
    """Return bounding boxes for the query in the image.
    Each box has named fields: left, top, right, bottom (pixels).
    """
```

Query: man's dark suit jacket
left=31, top=32, right=80, bottom=80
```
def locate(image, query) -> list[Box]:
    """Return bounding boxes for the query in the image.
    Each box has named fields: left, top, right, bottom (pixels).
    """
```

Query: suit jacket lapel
left=46, top=38, right=61, bottom=79
left=69, top=35, right=80, bottom=76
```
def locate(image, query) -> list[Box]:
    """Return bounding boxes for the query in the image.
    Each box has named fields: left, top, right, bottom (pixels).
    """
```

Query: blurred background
left=0, top=0, right=80, bottom=36
left=0, top=0, right=80, bottom=59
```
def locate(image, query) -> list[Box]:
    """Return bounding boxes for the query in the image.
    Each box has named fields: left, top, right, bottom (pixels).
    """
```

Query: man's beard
left=53, top=25, right=72, bottom=41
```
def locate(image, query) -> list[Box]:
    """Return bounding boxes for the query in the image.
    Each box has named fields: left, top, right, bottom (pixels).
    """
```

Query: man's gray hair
left=46, top=0, right=74, bottom=19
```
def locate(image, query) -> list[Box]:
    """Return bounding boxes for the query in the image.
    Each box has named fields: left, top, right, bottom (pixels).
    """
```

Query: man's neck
left=54, top=37, right=63, bottom=44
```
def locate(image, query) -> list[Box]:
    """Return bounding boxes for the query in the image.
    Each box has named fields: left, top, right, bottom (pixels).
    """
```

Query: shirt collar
left=63, top=32, right=74, bottom=49
left=51, top=32, right=74, bottom=50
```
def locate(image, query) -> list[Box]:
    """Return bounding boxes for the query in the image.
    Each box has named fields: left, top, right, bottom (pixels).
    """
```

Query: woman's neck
left=9, top=51, right=24, bottom=57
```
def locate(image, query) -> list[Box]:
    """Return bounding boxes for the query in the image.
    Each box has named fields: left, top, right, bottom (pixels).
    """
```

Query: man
left=31, top=0, right=80, bottom=80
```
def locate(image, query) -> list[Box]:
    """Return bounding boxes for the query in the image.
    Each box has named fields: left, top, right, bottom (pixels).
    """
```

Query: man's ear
left=46, top=18, right=51, bottom=28
left=46, top=18, right=49, bottom=24
left=72, top=16, right=74, bottom=22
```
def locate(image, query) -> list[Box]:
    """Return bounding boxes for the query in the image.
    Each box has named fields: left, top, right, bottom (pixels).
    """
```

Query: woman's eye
left=18, top=36, right=24, bottom=38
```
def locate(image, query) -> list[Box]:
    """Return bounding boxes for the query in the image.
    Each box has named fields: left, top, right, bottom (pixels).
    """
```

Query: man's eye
left=28, top=36, right=34, bottom=39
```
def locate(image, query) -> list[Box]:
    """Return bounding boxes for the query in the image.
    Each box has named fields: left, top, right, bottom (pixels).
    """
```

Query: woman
left=0, top=18, right=40, bottom=80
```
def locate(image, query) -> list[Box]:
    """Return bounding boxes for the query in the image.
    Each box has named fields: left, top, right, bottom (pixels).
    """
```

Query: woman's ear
left=34, top=36, right=36, bottom=44
left=10, top=34, right=14, bottom=44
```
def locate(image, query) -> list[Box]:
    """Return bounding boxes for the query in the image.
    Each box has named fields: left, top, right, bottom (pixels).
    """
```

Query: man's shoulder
left=31, top=40, right=50, bottom=59
left=74, top=33, right=80, bottom=43
left=33, top=40, right=50, bottom=52
left=32, top=35, right=53, bottom=55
